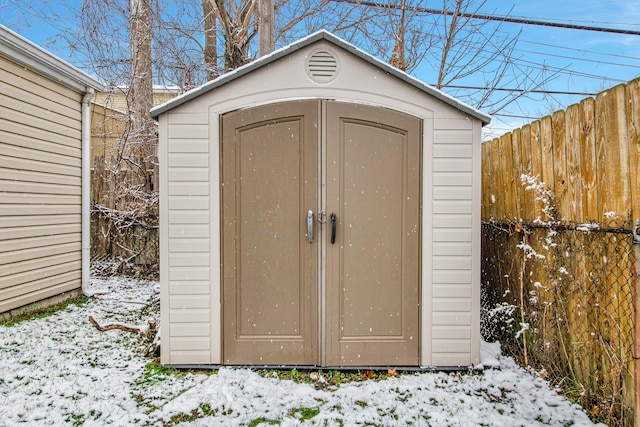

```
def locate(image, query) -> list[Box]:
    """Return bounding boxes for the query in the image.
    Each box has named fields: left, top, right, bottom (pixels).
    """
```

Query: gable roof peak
left=151, top=30, right=490, bottom=125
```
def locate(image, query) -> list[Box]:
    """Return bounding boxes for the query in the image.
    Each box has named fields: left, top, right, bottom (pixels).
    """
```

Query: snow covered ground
left=0, top=276, right=604, bottom=426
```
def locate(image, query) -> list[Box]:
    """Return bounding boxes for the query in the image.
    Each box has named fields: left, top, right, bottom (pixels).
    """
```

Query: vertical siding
left=0, top=55, right=83, bottom=313
left=163, top=112, right=211, bottom=364
left=431, top=117, right=476, bottom=366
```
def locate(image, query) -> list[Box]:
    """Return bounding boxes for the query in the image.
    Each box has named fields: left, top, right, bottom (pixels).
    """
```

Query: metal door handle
left=330, top=213, right=337, bottom=244
left=307, top=210, right=314, bottom=243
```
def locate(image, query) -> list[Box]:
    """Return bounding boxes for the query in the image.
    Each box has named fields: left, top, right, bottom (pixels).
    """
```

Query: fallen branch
left=119, top=300, right=151, bottom=307
left=88, top=315, right=147, bottom=334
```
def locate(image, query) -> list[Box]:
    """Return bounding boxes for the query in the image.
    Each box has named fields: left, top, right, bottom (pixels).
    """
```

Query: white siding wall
left=430, top=118, right=480, bottom=366
left=160, top=112, right=212, bottom=364
left=0, top=55, right=83, bottom=313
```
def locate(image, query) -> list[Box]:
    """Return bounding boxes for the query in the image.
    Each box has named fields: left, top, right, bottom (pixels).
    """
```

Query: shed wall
left=430, top=118, right=482, bottom=366
left=159, top=112, right=214, bottom=364
left=159, top=40, right=481, bottom=366
left=0, top=54, right=83, bottom=313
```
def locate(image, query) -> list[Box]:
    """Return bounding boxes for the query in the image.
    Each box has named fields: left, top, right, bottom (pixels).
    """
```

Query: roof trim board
left=0, top=25, right=104, bottom=93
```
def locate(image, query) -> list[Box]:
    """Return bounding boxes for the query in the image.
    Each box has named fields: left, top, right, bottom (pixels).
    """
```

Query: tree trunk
left=129, top=0, right=155, bottom=191
left=202, top=0, right=219, bottom=80
left=389, top=2, right=408, bottom=71
left=215, top=0, right=257, bottom=71
left=224, top=39, right=244, bottom=69
left=258, top=0, right=274, bottom=57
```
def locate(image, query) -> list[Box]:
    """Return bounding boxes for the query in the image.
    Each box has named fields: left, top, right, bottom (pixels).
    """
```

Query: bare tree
left=346, top=0, right=556, bottom=117
left=208, top=0, right=258, bottom=69
left=428, top=0, right=536, bottom=112
left=5, top=0, right=563, bottom=264
left=151, top=0, right=208, bottom=89
left=57, top=0, right=162, bottom=265
left=331, top=0, right=433, bottom=76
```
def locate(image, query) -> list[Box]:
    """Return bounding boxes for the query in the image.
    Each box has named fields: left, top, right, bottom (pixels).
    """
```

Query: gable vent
left=306, top=49, right=339, bottom=83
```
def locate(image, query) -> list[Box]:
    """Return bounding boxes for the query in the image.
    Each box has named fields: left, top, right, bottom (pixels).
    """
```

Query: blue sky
left=1, top=0, right=639, bottom=137
left=473, top=0, right=640, bottom=134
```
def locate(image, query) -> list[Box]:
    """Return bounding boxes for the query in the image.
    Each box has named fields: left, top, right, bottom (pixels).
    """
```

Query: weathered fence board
left=628, top=79, right=640, bottom=227
left=565, top=104, right=582, bottom=222
left=540, top=115, right=555, bottom=198
left=597, top=85, right=630, bottom=226
left=580, top=97, right=598, bottom=223
left=552, top=110, right=568, bottom=216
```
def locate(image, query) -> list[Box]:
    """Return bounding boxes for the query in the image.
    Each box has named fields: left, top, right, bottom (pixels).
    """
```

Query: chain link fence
left=482, top=220, right=636, bottom=426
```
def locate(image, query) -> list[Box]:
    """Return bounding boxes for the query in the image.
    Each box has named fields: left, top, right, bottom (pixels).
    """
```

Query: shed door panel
left=221, top=101, right=319, bottom=365
left=222, top=100, right=421, bottom=367
left=325, top=102, right=421, bottom=366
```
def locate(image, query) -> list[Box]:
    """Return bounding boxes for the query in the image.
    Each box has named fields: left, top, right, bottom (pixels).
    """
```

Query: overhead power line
left=520, top=40, right=640, bottom=62
left=328, top=0, right=640, bottom=36
left=493, top=113, right=541, bottom=120
left=516, top=48, right=640, bottom=69
left=438, top=85, right=599, bottom=96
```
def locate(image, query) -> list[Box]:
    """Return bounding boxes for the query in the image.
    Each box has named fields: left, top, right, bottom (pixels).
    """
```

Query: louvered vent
left=306, top=49, right=339, bottom=83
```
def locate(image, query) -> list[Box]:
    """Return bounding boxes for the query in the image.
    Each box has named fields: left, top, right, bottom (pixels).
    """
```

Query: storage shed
left=0, top=25, right=104, bottom=316
left=151, top=31, right=490, bottom=368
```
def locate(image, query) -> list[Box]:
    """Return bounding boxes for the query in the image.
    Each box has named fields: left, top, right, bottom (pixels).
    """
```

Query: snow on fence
left=481, top=78, right=640, bottom=427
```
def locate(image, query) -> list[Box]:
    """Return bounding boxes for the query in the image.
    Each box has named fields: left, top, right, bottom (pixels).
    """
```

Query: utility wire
left=515, top=49, right=640, bottom=69
left=431, top=43, right=631, bottom=84
left=438, top=85, right=599, bottom=96
left=328, top=0, right=640, bottom=36
left=513, top=56, right=630, bottom=82
left=492, top=113, right=541, bottom=120
left=520, top=40, right=640, bottom=62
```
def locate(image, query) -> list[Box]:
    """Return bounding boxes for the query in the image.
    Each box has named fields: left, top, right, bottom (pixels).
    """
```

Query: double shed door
left=221, top=100, right=421, bottom=367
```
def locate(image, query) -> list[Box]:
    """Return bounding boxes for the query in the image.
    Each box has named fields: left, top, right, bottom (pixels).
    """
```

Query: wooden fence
left=481, top=78, right=640, bottom=427
left=90, top=156, right=159, bottom=266
left=482, top=78, right=640, bottom=227
left=90, top=100, right=159, bottom=267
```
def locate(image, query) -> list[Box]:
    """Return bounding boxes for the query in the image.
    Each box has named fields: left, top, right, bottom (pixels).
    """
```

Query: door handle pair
left=307, top=211, right=337, bottom=244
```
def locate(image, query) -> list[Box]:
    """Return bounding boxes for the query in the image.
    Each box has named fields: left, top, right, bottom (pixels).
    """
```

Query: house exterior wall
left=94, top=87, right=179, bottom=113
left=91, top=89, right=179, bottom=163
left=0, top=54, right=83, bottom=313
left=158, top=39, right=482, bottom=367
left=90, top=102, right=126, bottom=162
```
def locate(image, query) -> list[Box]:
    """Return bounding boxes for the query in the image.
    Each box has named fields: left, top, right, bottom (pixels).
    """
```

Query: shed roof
left=0, top=25, right=104, bottom=93
left=150, top=30, right=491, bottom=125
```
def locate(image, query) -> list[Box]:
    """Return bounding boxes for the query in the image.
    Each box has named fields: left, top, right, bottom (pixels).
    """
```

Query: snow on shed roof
left=150, top=30, right=491, bottom=125
left=0, top=25, right=104, bottom=93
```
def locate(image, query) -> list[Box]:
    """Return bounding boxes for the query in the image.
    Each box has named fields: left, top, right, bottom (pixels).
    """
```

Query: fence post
left=632, top=219, right=640, bottom=427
